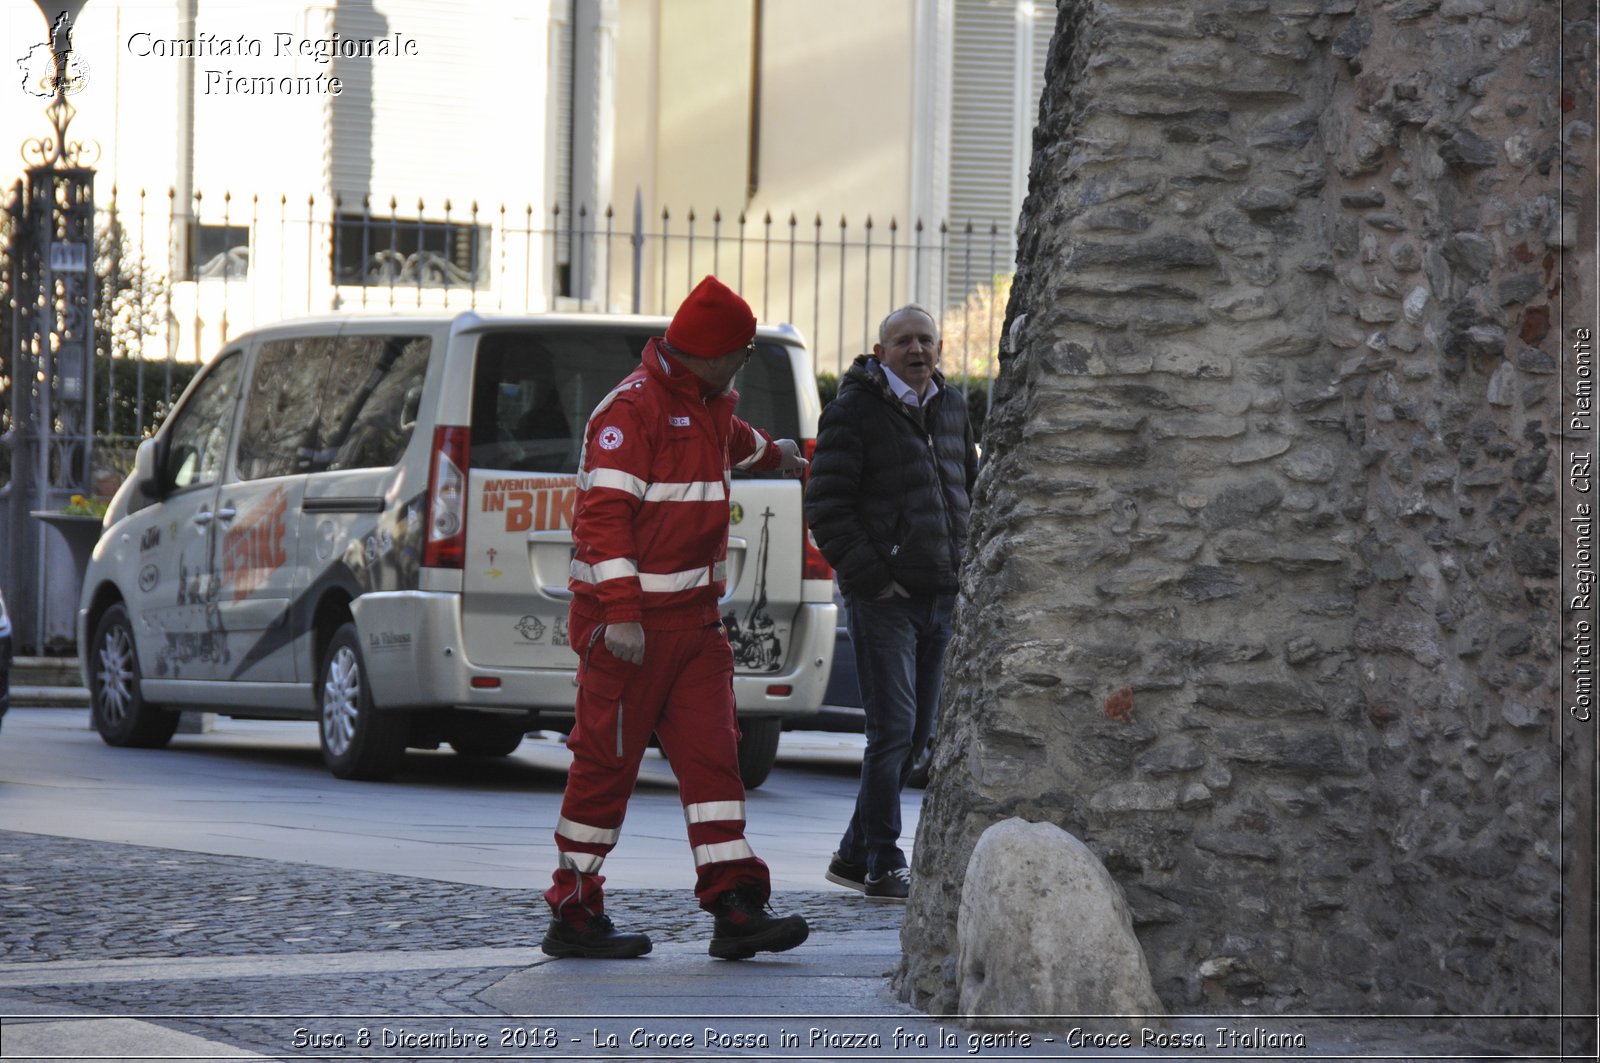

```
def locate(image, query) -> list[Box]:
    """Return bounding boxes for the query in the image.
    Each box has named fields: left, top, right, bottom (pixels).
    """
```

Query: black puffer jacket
left=805, top=356, right=979, bottom=598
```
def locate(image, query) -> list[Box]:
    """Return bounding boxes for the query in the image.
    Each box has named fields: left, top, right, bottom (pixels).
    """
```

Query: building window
left=189, top=223, right=250, bottom=280
left=332, top=214, right=488, bottom=288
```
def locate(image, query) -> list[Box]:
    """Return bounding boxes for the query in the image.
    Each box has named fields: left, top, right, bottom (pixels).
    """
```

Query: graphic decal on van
left=158, top=609, right=229, bottom=675
left=160, top=551, right=229, bottom=676
left=722, top=507, right=784, bottom=672
left=223, top=490, right=427, bottom=683
left=515, top=615, right=547, bottom=642
left=481, top=475, right=577, bottom=532
left=368, top=630, right=413, bottom=652
left=553, top=615, right=570, bottom=646
left=222, top=486, right=289, bottom=600
left=315, top=520, right=337, bottom=561
left=339, top=491, right=426, bottom=597
left=177, top=554, right=201, bottom=606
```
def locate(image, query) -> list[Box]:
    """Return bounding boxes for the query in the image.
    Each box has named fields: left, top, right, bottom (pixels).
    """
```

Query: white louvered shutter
left=946, top=0, right=1051, bottom=308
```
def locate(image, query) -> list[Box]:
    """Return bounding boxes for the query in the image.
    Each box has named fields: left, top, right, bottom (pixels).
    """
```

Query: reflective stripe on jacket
left=568, top=337, right=779, bottom=628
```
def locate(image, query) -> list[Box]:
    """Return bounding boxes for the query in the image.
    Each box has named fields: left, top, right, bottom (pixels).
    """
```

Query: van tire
left=736, top=717, right=782, bottom=789
left=89, top=604, right=180, bottom=748
left=318, top=623, right=406, bottom=780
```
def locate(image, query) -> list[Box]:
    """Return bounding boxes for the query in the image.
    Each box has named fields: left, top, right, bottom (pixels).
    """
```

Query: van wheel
left=90, top=604, right=179, bottom=748
left=449, top=723, right=526, bottom=758
left=318, top=623, right=406, bottom=780
left=736, top=717, right=782, bottom=789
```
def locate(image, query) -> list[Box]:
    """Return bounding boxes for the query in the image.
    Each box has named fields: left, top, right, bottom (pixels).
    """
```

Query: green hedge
left=94, top=353, right=202, bottom=441
left=816, top=371, right=989, bottom=443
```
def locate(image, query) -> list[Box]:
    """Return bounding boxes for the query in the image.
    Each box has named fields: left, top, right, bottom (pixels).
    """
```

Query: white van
left=77, top=312, right=836, bottom=787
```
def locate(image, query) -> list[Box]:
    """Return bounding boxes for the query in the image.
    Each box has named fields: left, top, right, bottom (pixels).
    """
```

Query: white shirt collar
left=879, top=362, right=938, bottom=407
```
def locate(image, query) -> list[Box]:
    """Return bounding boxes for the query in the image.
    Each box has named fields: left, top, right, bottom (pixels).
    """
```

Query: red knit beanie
left=665, top=275, right=757, bottom=358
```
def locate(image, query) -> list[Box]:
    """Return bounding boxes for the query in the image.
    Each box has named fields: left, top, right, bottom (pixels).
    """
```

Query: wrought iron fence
left=8, top=184, right=1017, bottom=486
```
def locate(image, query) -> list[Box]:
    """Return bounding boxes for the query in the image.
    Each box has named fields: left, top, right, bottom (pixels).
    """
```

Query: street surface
left=0, top=708, right=922, bottom=1060
left=0, top=707, right=888, bottom=891
left=0, top=710, right=1545, bottom=1062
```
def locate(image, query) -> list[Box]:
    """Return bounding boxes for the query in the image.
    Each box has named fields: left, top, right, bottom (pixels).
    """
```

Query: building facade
left=4, top=0, right=1048, bottom=373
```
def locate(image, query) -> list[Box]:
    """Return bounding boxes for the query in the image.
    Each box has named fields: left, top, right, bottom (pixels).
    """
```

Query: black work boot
left=708, top=885, right=810, bottom=960
left=541, top=913, right=652, bottom=959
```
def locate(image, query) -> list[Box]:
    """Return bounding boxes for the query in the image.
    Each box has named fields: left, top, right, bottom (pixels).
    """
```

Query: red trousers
left=544, top=615, right=769, bottom=923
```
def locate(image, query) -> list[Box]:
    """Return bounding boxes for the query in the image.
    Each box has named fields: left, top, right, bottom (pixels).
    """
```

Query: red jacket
left=568, top=337, right=781, bottom=628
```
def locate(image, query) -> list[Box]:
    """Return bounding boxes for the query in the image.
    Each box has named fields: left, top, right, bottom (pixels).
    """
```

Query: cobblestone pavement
left=0, top=830, right=905, bottom=1058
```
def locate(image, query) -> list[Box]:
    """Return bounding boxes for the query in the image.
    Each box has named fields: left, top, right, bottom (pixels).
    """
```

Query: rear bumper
left=351, top=593, right=836, bottom=719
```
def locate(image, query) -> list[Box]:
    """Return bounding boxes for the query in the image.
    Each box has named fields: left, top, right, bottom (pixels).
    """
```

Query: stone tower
left=898, top=0, right=1594, bottom=1040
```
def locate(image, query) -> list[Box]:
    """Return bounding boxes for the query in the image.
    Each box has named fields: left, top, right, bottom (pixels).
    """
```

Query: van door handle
left=540, top=586, right=574, bottom=600
left=215, top=506, right=237, bottom=523
left=193, top=511, right=214, bottom=526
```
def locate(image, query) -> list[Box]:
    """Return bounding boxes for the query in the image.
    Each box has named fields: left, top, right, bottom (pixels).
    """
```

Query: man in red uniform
left=541, top=275, right=811, bottom=961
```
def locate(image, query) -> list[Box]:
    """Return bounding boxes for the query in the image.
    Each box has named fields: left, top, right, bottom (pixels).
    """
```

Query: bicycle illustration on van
left=723, top=507, right=783, bottom=672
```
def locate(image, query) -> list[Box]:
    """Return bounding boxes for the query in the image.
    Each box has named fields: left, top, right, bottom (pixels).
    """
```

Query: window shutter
left=329, top=1, right=496, bottom=205
left=551, top=7, right=574, bottom=271
left=946, top=0, right=1050, bottom=306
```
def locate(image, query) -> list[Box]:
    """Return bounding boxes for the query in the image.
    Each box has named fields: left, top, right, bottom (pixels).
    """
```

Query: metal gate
left=1, top=9, right=97, bottom=655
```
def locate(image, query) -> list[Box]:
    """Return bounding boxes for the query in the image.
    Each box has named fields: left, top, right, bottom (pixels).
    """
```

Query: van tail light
left=800, top=438, right=833, bottom=581
left=423, top=425, right=470, bottom=569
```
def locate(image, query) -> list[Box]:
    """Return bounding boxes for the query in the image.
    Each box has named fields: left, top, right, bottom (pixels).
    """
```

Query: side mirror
left=132, top=437, right=164, bottom=500
left=103, top=437, right=163, bottom=523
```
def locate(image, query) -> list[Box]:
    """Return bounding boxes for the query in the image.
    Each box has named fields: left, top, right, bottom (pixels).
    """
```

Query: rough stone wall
left=898, top=0, right=1592, bottom=1028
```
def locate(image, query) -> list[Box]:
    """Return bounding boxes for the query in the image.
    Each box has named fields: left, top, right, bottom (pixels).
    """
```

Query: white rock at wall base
left=957, top=818, right=1165, bottom=1027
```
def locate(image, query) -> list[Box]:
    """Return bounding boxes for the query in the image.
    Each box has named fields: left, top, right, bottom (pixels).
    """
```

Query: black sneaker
left=540, top=913, right=652, bottom=959
left=709, top=886, right=810, bottom=960
left=864, top=867, right=911, bottom=903
left=825, top=851, right=867, bottom=893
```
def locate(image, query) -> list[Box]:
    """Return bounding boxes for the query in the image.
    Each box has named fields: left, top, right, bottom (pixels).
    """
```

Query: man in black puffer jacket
left=804, top=305, right=979, bottom=902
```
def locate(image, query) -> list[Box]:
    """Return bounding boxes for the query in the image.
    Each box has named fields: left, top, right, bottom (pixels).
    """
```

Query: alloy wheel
left=96, top=624, right=136, bottom=728
left=322, top=645, right=362, bottom=757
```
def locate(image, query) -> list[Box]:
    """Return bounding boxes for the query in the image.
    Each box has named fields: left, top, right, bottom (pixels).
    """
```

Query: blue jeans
left=837, top=591, right=954, bottom=876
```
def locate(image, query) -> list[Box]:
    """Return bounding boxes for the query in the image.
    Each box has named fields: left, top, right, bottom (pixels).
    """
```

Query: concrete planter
left=29, top=512, right=103, bottom=653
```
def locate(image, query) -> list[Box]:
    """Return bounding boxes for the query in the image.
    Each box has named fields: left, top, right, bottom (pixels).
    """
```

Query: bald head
left=878, top=305, right=939, bottom=346
left=873, top=304, right=942, bottom=398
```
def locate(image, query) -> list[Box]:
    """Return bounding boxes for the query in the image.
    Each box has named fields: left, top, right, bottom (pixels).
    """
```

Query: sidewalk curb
left=11, top=685, right=90, bottom=708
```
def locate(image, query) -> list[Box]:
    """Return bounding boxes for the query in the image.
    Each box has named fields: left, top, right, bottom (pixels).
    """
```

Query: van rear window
left=470, top=329, right=801, bottom=475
